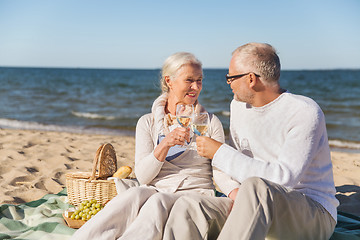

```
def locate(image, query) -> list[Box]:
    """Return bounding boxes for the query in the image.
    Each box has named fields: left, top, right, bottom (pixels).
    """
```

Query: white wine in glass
left=177, top=116, right=191, bottom=128
left=176, top=104, right=194, bottom=147
left=176, top=104, right=194, bottom=128
left=191, top=112, right=209, bottom=136
left=192, top=124, right=208, bottom=136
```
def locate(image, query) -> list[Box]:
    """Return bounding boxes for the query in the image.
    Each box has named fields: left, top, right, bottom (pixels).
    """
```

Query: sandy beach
left=1, top=128, right=359, bottom=217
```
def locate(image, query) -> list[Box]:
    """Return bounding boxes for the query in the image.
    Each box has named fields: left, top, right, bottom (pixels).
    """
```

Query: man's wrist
left=212, top=143, right=225, bottom=163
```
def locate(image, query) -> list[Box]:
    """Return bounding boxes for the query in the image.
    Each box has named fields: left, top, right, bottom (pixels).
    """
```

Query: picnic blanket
left=1, top=188, right=360, bottom=239
left=330, top=212, right=360, bottom=240
left=0, top=189, right=75, bottom=240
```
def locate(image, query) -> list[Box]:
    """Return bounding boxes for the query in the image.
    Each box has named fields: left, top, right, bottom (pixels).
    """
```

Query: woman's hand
left=154, top=127, right=190, bottom=162
left=162, top=127, right=190, bottom=147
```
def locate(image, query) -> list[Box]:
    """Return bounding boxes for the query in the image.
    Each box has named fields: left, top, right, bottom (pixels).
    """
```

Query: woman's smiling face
left=167, top=63, right=203, bottom=105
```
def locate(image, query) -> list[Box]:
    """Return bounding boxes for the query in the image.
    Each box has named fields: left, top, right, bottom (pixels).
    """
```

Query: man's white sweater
left=213, top=92, right=339, bottom=221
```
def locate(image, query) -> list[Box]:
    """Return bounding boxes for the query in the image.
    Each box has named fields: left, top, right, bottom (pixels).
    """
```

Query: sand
left=1, top=128, right=359, bottom=217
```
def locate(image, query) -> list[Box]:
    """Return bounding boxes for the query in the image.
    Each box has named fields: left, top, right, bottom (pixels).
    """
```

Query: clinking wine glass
left=190, top=112, right=209, bottom=151
left=191, top=112, right=209, bottom=137
left=176, top=103, right=194, bottom=146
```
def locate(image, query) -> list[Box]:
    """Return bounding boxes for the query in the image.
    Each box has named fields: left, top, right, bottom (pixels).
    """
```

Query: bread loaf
left=113, top=166, right=132, bottom=179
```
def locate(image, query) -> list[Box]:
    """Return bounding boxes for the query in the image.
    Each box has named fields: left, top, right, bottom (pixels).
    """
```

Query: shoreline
left=0, top=128, right=359, bottom=217
left=2, top=125, right=359, bottom=153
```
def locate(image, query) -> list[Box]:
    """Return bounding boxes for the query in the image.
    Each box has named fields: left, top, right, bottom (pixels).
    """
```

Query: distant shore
left=0, top=128, right=359, bottom=217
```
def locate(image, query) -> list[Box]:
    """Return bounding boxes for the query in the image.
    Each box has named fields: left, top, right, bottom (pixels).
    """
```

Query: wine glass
left=191, top=112, right=209, bottom=136
left=176, top=104, right=194, bottom=128
left=189, top=112, right=209, bottom=151
left=176, top=104, right=194, bottom=146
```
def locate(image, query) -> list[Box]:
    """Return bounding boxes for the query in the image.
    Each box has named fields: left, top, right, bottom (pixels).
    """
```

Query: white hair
left=232, top=42, right=281, bottom=85
left=160, top=52, right=202, bottom=92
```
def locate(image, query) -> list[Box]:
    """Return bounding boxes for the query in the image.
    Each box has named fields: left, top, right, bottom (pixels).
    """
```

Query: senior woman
left=71, top=52, right=237, bottom=240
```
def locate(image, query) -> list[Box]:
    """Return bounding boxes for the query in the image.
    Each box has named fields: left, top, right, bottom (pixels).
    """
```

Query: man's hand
left=196, top=136, right=222, bottom=159
left=228, top=188, right=239, bottom=201
left=227, top=188, right=239, bottom=212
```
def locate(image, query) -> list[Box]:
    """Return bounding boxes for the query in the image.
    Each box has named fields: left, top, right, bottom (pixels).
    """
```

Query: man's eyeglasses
left=225, top=72, right=260, bottom=84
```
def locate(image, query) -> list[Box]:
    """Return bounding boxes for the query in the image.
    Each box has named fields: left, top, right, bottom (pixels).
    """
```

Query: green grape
left=73, top=199, right=105, bottom=221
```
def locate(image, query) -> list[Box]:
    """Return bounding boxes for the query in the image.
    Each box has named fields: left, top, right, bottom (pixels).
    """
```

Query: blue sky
left=0, top=0, right=359, bottom=70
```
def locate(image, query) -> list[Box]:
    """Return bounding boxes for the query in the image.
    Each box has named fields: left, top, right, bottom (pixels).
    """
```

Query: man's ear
left=248, top=73, right=258, bottom=89
left=249, top=73, right=265, bottom=92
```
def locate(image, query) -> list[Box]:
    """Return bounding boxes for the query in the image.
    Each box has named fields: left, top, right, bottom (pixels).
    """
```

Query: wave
left=71, top=111, right=116, bottom=120
left=0, top=118, right=81, bottom=132
left=329, top=139, right=360, bottom=150
left=0, top=118, right=124, bottom=135
left=221, top=111, right=230, bottom=117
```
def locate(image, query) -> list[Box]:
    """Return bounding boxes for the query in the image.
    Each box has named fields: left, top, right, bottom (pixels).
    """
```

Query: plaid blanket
left=0, top=189, right=75, bottom=240
left=330, top=212, right=360, bottom=240
left=1, top=188, right=360, bottom=239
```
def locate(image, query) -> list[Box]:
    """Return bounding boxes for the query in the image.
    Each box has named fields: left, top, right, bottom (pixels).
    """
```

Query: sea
left=1, top=67, right=359, bottom=152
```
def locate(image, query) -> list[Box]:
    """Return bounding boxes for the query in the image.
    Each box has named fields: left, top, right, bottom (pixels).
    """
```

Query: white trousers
left=70, top=186, right=232, bottom=240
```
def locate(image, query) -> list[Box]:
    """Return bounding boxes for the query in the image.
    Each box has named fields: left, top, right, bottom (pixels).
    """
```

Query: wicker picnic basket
left=66, top=143, right=118, bottom=206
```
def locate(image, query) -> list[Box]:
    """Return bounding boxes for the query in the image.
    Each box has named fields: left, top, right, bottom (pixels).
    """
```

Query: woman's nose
left=191, top=81, right=201, bottom=90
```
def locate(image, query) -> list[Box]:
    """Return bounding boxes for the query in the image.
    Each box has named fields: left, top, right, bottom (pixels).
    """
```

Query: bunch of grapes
left=70, top=199, right=105, bottom=221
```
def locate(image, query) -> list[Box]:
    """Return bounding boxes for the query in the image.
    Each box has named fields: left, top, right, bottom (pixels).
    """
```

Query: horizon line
left=1, top=65, right=360, bottom=72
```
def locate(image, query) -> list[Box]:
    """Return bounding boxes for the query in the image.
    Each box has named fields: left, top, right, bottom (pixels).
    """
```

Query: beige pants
left=163, top=194, right=233, bottom=240
left=70, top=186, right=232, bottom=240
left=217, top=177, right=336, bottom=240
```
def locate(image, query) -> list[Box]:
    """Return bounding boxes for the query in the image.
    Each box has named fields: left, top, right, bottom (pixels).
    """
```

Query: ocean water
left=1, top=67, right=359, bottom=151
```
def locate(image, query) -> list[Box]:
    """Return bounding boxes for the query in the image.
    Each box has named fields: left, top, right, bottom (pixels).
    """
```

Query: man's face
left=228, top=56, right=254, bottom=103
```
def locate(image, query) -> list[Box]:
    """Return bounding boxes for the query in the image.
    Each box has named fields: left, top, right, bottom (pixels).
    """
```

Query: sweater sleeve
left=134, top=114, right=164, bottom=185
left=212, top=104, right=327, bottom=188
left=209, top=114, right=241, bottom=195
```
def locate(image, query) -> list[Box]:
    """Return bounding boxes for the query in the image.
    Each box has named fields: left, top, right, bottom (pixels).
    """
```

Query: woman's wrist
left=153, top=141, right=170, bottom=162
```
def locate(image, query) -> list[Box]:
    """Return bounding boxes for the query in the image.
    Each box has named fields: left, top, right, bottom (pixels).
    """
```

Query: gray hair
left=160, top=52, right=202, bottom=93
left=232, top=43, right=281, bottom=85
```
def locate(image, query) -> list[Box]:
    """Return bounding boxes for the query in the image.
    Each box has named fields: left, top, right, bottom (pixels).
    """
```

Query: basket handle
left=89, top=144, right=103, bottom=181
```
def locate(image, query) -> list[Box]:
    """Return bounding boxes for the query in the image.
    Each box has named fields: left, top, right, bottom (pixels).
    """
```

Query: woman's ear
left=165, top=76, right=172, bottom=90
